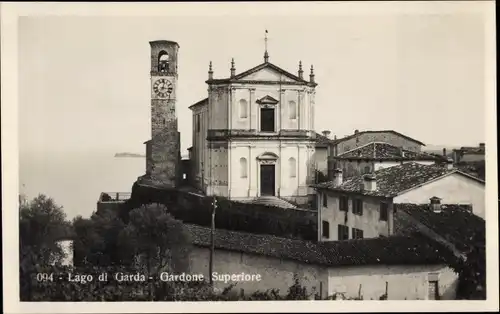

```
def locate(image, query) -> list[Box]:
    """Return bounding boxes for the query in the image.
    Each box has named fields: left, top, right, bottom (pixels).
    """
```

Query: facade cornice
left=206, top=79, right=317, bottom=87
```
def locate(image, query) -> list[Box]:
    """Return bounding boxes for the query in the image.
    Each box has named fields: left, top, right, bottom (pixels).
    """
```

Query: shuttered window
left=352, top=228, right=364, bottom=239
left=380, top=202, right=389, bottom=221
left=338, top=224, right=349, bottom=240
left=322, top=221, right=330, bottom=238
left=339, top=196, right=349, bottom=212
left=353, top=199, right=363, bottom=215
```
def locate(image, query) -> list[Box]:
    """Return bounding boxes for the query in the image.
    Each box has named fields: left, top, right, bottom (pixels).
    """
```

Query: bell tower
left=150, top=40, right=179, bottom=137
left=143, top=40, right=181, bottom=189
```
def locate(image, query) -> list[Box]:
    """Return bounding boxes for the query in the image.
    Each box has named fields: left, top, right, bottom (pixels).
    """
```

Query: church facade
left=189, top=50, right=318, bottom=205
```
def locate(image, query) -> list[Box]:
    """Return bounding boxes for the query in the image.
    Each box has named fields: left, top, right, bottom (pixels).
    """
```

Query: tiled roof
left=454, top=146, right=485, bottom=155
left=336, top=142, right=445, bottom=161
left=185, top=224, right=449, bottom=267
left=188, top=97, right=208, bottom=110
left=394, top=203, right=485, bottom=254
left=333, top=130, right=425, bottom=146
left=314, top=132, right=333, bottom=146
left=455, top=161, right=485, bottom=181
left=314, top=162, right=484, bottom=197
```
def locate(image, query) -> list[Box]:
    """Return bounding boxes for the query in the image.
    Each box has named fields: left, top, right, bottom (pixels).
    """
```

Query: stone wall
left=327, top=264, right=458, bottom=300
left=189, top=246, right=328, bottom=298
left=187, top=246, right=458, bottom=300
left=148, top=128, right=180, bottom=188
left=335, top=132, right=423, bottom=155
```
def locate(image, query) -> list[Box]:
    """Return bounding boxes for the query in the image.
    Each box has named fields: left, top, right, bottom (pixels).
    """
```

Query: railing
left=98, top=192, right=131, bottom=203
left=207, top=129, right=315, bottom=139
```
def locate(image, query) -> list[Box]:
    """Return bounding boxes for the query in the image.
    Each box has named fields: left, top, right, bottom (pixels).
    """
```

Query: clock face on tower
left=153, top=78, right=173, bottom=98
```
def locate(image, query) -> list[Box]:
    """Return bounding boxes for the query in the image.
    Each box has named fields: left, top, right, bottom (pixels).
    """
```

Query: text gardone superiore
left=160, top=272, right=262, bottom=283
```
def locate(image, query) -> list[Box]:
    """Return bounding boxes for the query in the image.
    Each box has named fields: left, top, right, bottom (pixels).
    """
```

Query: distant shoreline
left=114, top=152, right=145, bottom=158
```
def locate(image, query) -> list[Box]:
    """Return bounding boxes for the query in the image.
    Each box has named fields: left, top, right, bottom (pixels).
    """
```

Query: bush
left=20, top=193, right=320, bottom=301
left=122, top=183, right=318, bottom=241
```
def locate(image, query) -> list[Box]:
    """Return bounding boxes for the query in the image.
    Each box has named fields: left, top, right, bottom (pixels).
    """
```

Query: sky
left=18, top=8, right=490, bottom=157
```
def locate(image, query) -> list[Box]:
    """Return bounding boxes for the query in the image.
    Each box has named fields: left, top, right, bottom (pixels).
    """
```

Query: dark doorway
left=260, top=164, right=275, bottom=196
left=260, top=108, right=275, bottom=132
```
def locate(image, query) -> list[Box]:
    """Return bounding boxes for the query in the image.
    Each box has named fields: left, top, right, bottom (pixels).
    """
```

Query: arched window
left=158, top=51, right=169, bottom=72
left=240, top=157, right=248, bottom=178
left=289, top=101, right=297, bottom=119
left=239, top=99, right=248, bottom=119
left=289, top=157, right=297, bottom=178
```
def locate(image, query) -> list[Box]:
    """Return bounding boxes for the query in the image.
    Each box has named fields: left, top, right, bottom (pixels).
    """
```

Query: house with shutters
left=314, top=162, right=486, bottom=242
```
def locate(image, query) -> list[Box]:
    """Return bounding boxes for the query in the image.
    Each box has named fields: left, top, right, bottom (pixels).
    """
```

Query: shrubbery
left=20, top=194, right=318, bottom=301
left=121, top=182, right=318, bottom=241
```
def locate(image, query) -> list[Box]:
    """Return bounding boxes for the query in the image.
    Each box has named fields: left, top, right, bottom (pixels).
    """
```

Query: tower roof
left=149, top=40, right=180, bottom=48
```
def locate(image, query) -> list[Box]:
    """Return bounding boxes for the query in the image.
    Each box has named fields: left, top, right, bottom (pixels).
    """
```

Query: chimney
left=430, top=196, right=442, bottom=213
left=399, top=147, right=405, bottom=158
left=442, top=148, right=447, bottom=157
left=334, top=135, right=337, bottom=140
left=354, top=129, right=359, bottom=134
left=446, top=158, right=454, bottom=170
left=479, top=143, right=485, bottom=148
left=362, top=173, right=377, bottom=191
left=322, top=130, right=331, bottom=138
left=333, top=168, right=343, bottom=186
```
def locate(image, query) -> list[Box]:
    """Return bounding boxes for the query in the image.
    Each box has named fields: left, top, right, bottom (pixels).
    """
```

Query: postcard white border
left=2, top=1, right=498, bottom=313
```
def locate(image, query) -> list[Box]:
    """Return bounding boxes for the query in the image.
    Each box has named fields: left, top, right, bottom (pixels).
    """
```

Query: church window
left=158, top=51, right=169, bottom=72
left=239, top=99, right=248, bottom=119
left=196, top=115, right=200, bottom=132
left=289, top=157, right=297, bottom=178
left=240, top=158, right=248, bottom=178
left=260, top=108, right=275, bottom=132
left=289, top=101, right=297, bottom=119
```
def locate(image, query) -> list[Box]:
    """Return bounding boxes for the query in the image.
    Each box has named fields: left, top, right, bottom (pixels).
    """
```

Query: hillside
left=114, top=152, right=145, bottom=158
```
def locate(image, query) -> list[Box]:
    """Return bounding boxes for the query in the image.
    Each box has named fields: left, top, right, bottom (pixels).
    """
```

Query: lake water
left=19, top=150, right=145, bottom=220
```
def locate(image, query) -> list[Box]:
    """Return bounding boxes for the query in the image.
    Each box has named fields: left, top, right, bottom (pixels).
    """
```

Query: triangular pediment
left=256, top=95, right=279, bottom=105
left=233, top=62, right=307, bottom=83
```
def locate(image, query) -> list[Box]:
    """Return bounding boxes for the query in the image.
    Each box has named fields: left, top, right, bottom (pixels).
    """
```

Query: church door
left=260, top=164, right=275, bottom=196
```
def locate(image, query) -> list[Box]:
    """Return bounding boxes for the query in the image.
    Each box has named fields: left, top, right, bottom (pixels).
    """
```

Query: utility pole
left=209, top=195, right=217, bottom=285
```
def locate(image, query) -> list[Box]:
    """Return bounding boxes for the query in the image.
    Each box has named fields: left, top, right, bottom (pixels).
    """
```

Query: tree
left=19, top=194, right=72, bottom=300
left=118, top=204, right=193, bottom=275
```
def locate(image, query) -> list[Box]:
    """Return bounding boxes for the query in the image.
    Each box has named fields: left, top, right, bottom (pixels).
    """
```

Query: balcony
left=97, top=192, right=131, bottom=212
left=207, top=129, right=315, bottom=141
left=98, top=192, right=131, bottom=203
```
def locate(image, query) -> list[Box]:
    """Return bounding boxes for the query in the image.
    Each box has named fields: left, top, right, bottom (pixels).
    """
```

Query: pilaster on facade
left=249, top=88, right=256, bottom=130
left=279, top=89, right=286, bottom=131
left=298, top=90, right=304, bottom=129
